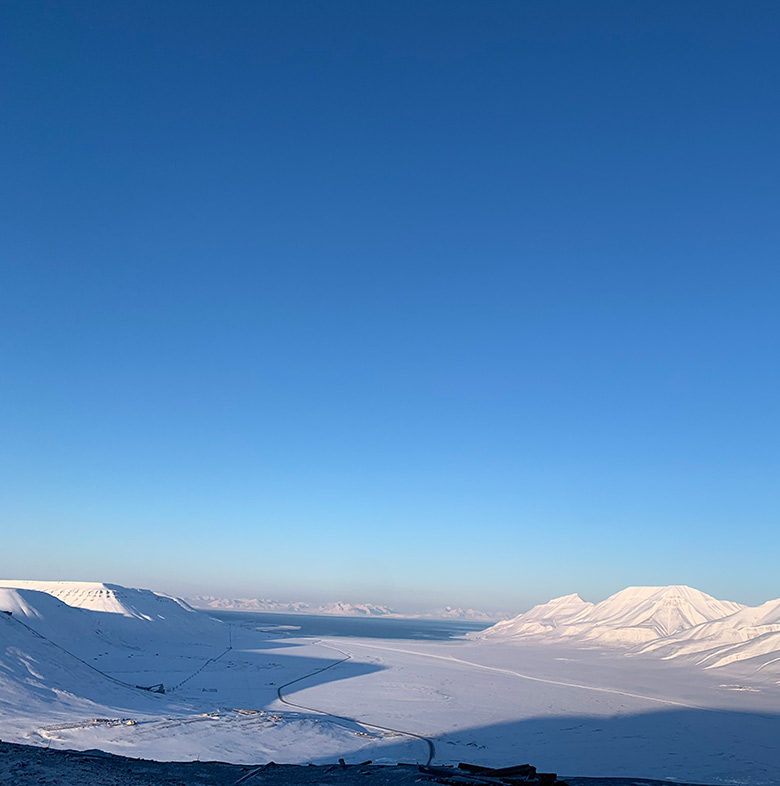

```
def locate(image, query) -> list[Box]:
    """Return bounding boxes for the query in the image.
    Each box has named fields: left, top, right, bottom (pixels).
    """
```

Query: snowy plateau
left=1, top=580, right=780, bottom=785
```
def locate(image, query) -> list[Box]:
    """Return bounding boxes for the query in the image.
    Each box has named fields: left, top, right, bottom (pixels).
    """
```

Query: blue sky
left=1, top=1, right=778, bottom=612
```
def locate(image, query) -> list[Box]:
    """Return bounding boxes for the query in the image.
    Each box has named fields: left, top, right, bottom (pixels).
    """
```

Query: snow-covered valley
left=2, top=580, right=779, bottom=785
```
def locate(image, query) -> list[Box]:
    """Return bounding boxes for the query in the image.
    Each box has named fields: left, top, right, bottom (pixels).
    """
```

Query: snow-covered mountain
left=187, top=596, right=502, bottom=621
left=573, top=585, right=744, bottom=645
left=318, top=601, right=395, bottom=616
left=0, top=580, right=199, bottom=620
left=0, top=586, right=110, bottom=655
left=0, top=580, right=387, bottom=763
left=188, top=596, right=315, bottom=613
left=636, top=597, right=780, bottom=672
left=0, top=580, right=224, bottom=657
left=417, top=606, right=507, bottom=622
left=187, top=596, right=395, bottom=616
left=479, top=585, right=745, bottom=647
left=479, top=593, right=593, bottom=639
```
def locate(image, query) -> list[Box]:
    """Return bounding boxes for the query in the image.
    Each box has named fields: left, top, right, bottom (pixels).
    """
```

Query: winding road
left=274, top=640, right=436, bottom=766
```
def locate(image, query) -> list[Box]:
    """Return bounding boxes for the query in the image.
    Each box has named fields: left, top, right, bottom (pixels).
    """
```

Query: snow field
left=3, top=580, right=780, bottom=784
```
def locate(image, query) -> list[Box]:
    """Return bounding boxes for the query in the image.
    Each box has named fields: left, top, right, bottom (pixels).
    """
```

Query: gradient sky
left=1, top=1, right=778, bottom=613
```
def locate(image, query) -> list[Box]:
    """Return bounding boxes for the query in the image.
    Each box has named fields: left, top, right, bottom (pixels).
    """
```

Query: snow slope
left=0, top=586, right=113, bottom=656
left=3, top=577, right=780, bottom=781
left=0, top=582, right=417, bottom=764
left=0, top=608, right=163, bottom=723
left=479, top=594, right=593, bottom=639
left=0, top=580, right=198, bottom=620
left=477, top=585, right=780, bottom=680
left=479, top=585, right=744, bottom=646
left=0, top=580, right=229, bottom=692
left=572, top=585, right=744, bottom=644
left=0, top=580, right=223, bottom=644
left=0, top=601, right=415, bottom=764
left=637, top=597, right=780, bottom=672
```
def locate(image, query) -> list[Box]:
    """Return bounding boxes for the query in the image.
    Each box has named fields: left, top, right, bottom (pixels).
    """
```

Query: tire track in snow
left=338, top=641, right=702, bottom=710
left=755, top=656, right=780, bottom=673
left=274, top=640, right=435, bottom=765
left=168, top=644, right=233, bottom=692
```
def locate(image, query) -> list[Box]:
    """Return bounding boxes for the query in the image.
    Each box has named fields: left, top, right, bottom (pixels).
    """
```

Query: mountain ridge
left=479, top=584, right=753, bottom=649
left=187, top=596, right=505, bottom=621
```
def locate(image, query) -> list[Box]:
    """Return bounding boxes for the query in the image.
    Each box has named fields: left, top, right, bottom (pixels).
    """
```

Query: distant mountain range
left=186, top=596, right=506, bottom=622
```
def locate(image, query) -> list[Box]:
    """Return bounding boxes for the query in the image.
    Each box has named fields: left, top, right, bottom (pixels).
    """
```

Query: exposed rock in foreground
left=0, top=741, right=715, bottom=786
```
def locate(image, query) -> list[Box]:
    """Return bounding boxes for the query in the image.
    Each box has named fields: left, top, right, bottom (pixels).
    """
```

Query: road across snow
left=275, top=640, right=435, bottom=765
left=335, top=641, right=699, bottom=709
left=3, top=581, right=780, bottom=785
left=269, top=634, right=780, bottom=785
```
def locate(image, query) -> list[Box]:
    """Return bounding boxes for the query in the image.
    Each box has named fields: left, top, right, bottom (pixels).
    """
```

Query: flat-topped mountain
left=0, top=580, right=224, bottom=656
left=0, top=580, right=197, bottom=620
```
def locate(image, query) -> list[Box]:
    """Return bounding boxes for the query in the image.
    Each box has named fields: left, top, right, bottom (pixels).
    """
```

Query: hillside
left=637, top=597, right=780, bottom=674
left=0, top=608, right=162, bottom=732
left=479, top=594, right=593, bottom=639
left=0, top=580, right=228, bottom=686
left=479, top=586, right=745, bottom=646
left=0, top=580, right=198, bottom=619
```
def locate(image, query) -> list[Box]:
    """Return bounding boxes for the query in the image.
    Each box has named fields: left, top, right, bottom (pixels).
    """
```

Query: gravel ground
left=0, top=741, right=713, bottom=786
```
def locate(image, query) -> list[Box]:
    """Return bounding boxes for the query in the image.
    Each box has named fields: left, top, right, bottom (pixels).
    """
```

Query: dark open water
left=206, top=610, right=490, bottom=641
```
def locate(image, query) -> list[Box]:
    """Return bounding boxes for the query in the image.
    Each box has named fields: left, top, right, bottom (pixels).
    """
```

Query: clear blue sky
left=1, top=1, right=778, bottom=612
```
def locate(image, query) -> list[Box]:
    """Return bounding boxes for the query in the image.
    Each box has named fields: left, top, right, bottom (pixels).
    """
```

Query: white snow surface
left=480, top=594, right=593, bottom=638
left=636, top=597, right=780, bottom=672
left=480, top=585, right=746, bottom=646
left=0, top=581, right=419, bottom=764
left=0, top=580, right=198, bottom=620
left=3, top=579, right=780, bottom=784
